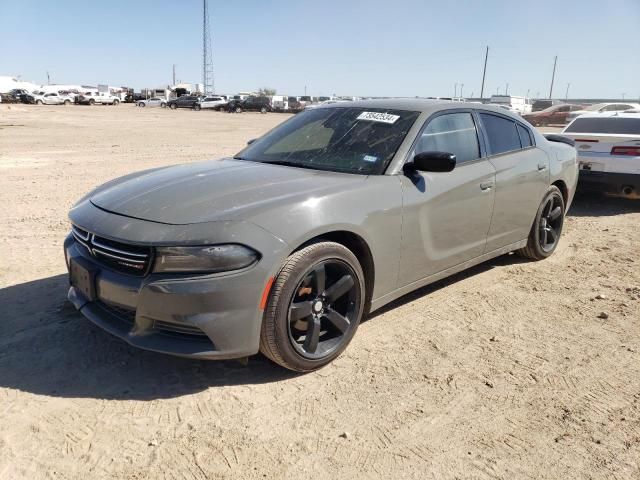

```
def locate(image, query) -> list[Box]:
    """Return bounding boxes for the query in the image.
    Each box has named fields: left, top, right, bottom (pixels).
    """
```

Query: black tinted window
left=516, top=124, right=533, bottom=148
left=415, top=113, right=480, bottom=163
left=480, top=113, right=521, bottom=155
left=565, top=117, right=640, bottom=135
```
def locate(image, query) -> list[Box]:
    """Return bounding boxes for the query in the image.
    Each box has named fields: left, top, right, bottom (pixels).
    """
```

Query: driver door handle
left=480, top=181, right=494, bottom=191
left=538, top=163, right=547, bottom=171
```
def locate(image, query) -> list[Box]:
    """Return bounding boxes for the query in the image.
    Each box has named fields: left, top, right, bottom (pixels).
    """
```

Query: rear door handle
left=480, top=181, right=494, bottom=191
left=538, top=163, right=547, bottom=171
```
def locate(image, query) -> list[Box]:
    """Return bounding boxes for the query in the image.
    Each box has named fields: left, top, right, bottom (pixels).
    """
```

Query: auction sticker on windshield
left=357, top=112, right=400, bottom=124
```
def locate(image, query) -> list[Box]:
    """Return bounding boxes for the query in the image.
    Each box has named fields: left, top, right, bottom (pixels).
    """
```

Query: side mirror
left=406, top=151, right=456, bottom=173
left=247, top=138, right=257, bottom=145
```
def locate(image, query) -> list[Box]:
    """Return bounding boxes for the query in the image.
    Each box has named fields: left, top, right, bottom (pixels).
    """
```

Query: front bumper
left=63, top=206, right=289, bottom=359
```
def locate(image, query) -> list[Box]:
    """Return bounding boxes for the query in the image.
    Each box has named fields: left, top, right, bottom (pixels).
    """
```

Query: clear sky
left=2, top=0, right=639, bottom=99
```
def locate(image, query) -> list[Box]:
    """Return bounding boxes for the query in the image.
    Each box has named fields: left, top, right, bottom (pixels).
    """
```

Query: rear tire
left=235, top=106, right=242, bottom=113
left=260, top=242, right=365, bottom=372
left=64, top=100, right=71, bottom=106
left=113, top=99, right=119, bottom=106
left=516, top=186, right=565, bottom=260
left=36, top=100, right=43, bottom=105
left=194, top=104, right=201, bottom=111
left=260, top=106, right=268, bottom=114
left=89, top=99, right=95, bottom=105
left=170, top=103, right=177, bottom=109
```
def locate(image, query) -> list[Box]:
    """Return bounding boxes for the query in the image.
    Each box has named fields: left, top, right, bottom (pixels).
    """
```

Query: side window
left=479, top=113, right=521, bottom=155
left=516, top=124, right=533, bottom=148
left=414, top=112, right=480, bottom=163
left=558, top=106, right=570, bottom=112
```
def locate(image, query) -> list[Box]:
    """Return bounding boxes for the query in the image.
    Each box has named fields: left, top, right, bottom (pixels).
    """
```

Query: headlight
left=153, top=244, right=259, bottom=273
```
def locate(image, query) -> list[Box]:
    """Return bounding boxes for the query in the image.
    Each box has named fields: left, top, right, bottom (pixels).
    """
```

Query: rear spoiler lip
left=544, top=134, right=575, bottom=147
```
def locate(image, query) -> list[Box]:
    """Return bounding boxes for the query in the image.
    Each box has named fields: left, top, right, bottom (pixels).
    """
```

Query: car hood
left=90, top=158, right=368, bottom=225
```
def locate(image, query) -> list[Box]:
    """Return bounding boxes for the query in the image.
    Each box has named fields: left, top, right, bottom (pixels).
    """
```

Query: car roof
left=320, top=98, right=522, bottom=117
left=571, top=112, right=640, bottom=119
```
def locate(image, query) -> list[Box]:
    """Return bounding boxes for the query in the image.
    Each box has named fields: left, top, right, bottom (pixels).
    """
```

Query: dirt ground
left=1, top=104, right=639, bottom=480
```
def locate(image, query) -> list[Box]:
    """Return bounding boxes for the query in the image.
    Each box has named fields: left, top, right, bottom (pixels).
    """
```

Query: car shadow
left=366, top=252, right=529, bottom=321
left=0, top=274, right=298, bottom=401
left=568, top=191, right=640, bottom=217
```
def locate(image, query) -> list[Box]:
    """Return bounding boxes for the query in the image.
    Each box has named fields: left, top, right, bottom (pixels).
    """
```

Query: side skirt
left=369, top=239, right=527, bottom=312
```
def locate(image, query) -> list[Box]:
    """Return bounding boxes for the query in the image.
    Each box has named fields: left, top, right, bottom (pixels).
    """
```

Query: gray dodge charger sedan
left=65, top=99, right=578, bottom=371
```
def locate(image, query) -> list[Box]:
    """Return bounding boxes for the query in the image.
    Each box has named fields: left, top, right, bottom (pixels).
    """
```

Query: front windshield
left=235, top=107, right=420, bottom=175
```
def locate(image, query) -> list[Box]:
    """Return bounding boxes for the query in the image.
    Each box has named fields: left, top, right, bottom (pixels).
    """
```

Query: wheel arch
left=291, top=230, right=376, bottom=312
left=551, top=179, right=568, bottom=209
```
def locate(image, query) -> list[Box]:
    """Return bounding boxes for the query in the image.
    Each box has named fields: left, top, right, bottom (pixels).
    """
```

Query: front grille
left=72, top=225, right=152, bottom=276
left=96, top=301, right=208, bottom=338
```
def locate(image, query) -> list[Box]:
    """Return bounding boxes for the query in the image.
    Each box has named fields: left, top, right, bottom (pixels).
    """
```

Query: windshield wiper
left=260, top=160, right=320, bottom=170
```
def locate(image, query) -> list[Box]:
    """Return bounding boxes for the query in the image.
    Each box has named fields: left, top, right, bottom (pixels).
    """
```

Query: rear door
left=480, top=112, right=549, bottom=252
left=398, top=110, right=496, bottom=286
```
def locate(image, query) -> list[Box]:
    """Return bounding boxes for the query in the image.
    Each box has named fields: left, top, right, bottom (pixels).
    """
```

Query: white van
left=489, top=95, right=532, bottom=115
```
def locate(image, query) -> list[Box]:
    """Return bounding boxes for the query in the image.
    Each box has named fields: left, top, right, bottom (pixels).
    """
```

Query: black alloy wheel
left=260, top=241, right=366, bottom=372
left=287, top=260, right=360, bottom=359
left=538, top=194, right=563, bottom=253
left=517, top=186, right=565, bottom=260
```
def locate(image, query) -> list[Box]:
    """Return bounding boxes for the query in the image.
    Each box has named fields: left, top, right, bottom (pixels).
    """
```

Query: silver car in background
left=65, top=99, right=578, bottom=371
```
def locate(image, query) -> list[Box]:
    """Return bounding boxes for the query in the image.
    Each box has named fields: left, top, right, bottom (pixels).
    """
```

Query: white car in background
left=33, top=92, right=74, bottom=105
left=137, top=97, right=166, bottom=108
left=198, top=95, right=227, bottom=110
left=566, top=102, right=640, bottom=123
left=562, top=112, right=640, bottom=198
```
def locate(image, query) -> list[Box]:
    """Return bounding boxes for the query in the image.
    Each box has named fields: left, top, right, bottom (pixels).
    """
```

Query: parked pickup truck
left=77, top=91, right=120, bottom=105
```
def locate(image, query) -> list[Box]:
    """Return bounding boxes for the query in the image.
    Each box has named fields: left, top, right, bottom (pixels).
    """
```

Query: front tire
left=260, top=242, right=365, bottom=372
left=194, top=104, right=201, bottom=111
left=260, top=106, right=268, bottom=114
left=517, top=186, right=565, bottom=260
left=235, top=106, right=242, bottom=113
left=64, top=100, right=71, bottom=105
left=170, top=103, right=177, bottom=109
left=36, top=100, right=43, bottom=105
left=113, top=99, right=119, bottom=106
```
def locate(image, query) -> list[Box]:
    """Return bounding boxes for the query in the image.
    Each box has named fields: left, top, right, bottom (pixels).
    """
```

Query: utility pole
left=480, top=46, right=489, bottom=100
left=460, top=83, right=464, bottom=99
left=565, top=83, right=570, bottom=101
left=549, top=55, right=557, bottom=99
left=46, top=71, right=50, bottom=85
left=304, top=85, right=307, bottom=96
left=497, top=86, right=500, bottom=95
left=172, top=64, right=176, bottom=85
left=622, top=92, right=626, bottom=100
left=454, top=83, right=458, bottom=98
left=526, top=88, right=530, bottom=99
left=505, top=83, right=509, bottom=95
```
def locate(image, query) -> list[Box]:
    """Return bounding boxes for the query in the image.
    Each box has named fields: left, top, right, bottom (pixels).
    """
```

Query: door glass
left=415, top=113, right=480, bottom=163
left=479, top=113, right=521, bottom=155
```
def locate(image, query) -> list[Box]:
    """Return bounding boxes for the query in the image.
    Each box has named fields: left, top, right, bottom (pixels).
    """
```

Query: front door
left=398, top=111, right=496, bottom=287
